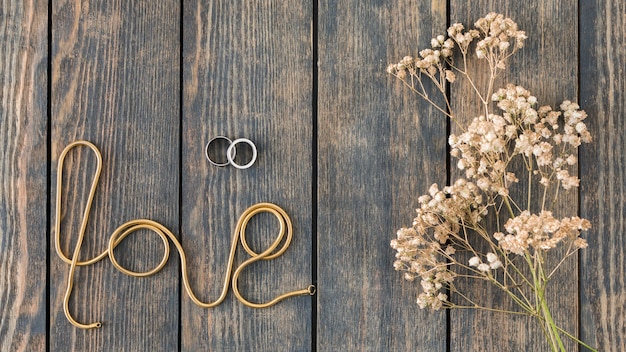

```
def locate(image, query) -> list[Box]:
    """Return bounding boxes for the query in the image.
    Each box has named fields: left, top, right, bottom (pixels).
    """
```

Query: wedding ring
left=227, top=138, right=257, bottom=169
left=205, top=136, right=236, bottom=167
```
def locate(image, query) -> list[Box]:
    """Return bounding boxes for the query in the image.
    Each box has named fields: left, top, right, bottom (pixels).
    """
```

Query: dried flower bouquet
left=387, top=13, right=595, bottom=352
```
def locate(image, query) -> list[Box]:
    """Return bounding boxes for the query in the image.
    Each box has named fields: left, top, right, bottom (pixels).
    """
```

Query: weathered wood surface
left=0, top=0, right=625, bottom=351
left=50, top=1, right=180, bottom=351
left=580, top=0, right=626, bottom=351
left=0, top=1, right=48, bottom=351
left=317, top=0, right=448, bottom=350
left=181, top=1, right=313, bottom=351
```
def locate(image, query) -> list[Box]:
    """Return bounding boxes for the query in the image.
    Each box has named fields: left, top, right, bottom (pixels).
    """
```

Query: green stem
left=538, top=287, right=566, bottom=351
left=528, top=164, right=533, bottom=211
left=553, top=325, right=598, bottom=352
left=535, top=252, right=566, bottom=351
left=503, top=196, right=515, bottom=219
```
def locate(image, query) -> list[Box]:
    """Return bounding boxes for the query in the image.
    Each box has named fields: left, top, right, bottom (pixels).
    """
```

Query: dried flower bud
left=445, top=70, right=456, bottom=82
left=477, top=263, right=491, bottom=272
left=469, top=256, right=481, bottom=267
left=490, top=260, right=502, bottom=269
left=574, top=238, right=588, bottom=249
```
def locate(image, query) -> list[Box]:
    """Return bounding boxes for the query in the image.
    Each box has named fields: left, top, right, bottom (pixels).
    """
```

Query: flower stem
left=503, top=196, right=515, bottom=219
left=533, top=251, right=566, bottom=351
left=538, top=287, right=566, bottom=351
left=553, top=325, right=598, bottom=352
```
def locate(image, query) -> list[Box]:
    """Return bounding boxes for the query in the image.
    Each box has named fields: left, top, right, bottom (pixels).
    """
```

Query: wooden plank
left=50, top=1, right=180, bottom=350
left=580, top=0, right=626, bottom=350
left=318, top=0, right=448, bottom=350
left=0, top=1, right=48, bottom=351
left=448, top=2, right=579, bottom=350
left=181, top=1, right=313, bottom=350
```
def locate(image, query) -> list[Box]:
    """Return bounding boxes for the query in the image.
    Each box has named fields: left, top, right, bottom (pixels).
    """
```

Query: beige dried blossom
left=496, top=211, right=585, bottom=254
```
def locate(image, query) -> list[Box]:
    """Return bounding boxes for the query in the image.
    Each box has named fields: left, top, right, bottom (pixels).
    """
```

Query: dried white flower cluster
left=387, top=13, right=527, bottom=98
left=473, top=13, right=527, bottom=65
left=387, top=14, right=595, bottom=351
left=495, top=211, right=590, bottom=255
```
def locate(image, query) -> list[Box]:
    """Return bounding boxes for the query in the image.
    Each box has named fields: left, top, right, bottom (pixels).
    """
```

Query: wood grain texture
left=0, top=1, right=48, bottom=351
left=448, top=2, right=579, bottom=351
left=2, top=0, right=626, bottom=350
left=317, top=0, right=448, bottom=350
left=182, top=1, right=313, bottom=351
left=50, top=1, right=180, bottom=350
left=580, top=1, right=626, bottom=350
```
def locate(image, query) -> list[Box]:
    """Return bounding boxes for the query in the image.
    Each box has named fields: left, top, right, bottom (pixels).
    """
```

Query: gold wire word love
left=55, top=140, right=315, bottom=329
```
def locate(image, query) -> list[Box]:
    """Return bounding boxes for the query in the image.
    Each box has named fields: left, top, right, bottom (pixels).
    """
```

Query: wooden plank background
left=0, top=0, right=624, bottom=351
left=50, top=1, right=180, bottom=351
left=317, top=0, right=449, bottom=350
left=181, top=1, right=313, bottom=351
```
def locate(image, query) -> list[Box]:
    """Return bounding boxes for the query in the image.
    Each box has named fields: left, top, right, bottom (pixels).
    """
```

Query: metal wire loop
left=205, top=136, right=236, bottom=167
left=55, top=140, right=314, bottom=329
left=227, top=138, right=257, bottom=169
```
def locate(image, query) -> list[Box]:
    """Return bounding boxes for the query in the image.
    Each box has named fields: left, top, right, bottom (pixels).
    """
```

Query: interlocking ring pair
left=205, top=136, right=257, bottom=169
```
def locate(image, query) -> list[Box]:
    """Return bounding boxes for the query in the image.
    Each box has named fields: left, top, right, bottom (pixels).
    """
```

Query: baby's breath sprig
left=388, top=13, right=595, bottom=352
